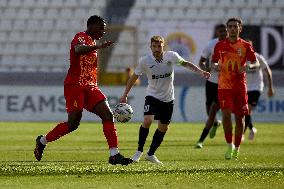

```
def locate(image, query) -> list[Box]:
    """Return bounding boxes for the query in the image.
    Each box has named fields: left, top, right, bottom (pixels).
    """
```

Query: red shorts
left=64, top=85, right=106, bottom=113
left=218, top=89, right=249, bottom=116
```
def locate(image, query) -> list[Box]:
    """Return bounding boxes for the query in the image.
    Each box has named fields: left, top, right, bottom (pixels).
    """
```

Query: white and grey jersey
left=201, top=38, right=219, bottom=84
left=135, top=51, right=185, bottom=102
left=246, top=53, right=269, bottom=92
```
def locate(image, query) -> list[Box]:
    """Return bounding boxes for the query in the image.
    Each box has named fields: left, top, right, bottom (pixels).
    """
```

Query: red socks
left=45, top=121, right=118, bottom=149
left=46, top=122, right=70, bottom=142
left=224, top=133, right=233, bottom=144
left=102, top=121, right=118, bottom=149
left=224, top=133, right=242, bottom=148
left=234, top=135, right=242, bottom=148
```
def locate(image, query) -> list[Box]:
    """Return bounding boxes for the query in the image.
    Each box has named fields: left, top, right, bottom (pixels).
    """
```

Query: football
left=113, top=103, right=134, bottom=123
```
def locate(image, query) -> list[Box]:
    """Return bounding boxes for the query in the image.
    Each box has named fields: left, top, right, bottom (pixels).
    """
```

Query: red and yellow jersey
left=212, top=38, right=256, bottom=90
left=64, top=32, right=98, bottom=86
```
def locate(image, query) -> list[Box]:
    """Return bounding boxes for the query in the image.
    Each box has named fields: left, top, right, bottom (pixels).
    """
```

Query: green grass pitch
left=0, top=122, right=283, bottom=189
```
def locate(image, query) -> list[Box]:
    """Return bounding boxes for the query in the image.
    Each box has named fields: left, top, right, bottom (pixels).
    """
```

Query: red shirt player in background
left=34, top=15, right=133, bottom=165
left=212, top=17, right=258, bottom=160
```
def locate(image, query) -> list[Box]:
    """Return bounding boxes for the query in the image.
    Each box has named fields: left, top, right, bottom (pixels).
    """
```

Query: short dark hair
left=216, top=23, right=227, bottom=30
left=226, top=17, right=243, bottom=26
left=87, top=15, right=105, bottom=27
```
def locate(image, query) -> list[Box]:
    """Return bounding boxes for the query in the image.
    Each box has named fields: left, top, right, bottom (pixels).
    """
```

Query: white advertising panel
left=0, top=86, right=283, bottom=122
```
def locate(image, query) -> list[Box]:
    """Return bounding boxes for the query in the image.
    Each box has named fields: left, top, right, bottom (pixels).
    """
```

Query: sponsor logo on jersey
left=152, top=72, right=172, bottom=79
left=225, top=60, right=241, bottom=72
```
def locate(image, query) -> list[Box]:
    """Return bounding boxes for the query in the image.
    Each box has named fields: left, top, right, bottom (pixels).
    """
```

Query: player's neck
left=85, top=30, right=95, bottom=40
left=228, top=36, right=239, bottom=43
left=154, top=56, right=163, bottom=62
left=153, top=53, right=163, bottom=62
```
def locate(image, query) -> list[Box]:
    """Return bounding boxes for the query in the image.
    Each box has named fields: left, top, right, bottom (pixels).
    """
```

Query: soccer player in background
left=195, top=24, right=228, bottom=149
left=211, top=18, right=259, bottom=159
left=119, top=36, right=210, bottom=164
left=244, top=39, right=275, bottom=140
left=34, top=15, right=133, bottom=165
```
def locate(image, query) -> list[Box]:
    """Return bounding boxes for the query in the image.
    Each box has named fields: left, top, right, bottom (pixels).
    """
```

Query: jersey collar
left=151, top=53, right=164, bottom=63
left=227, top=37, right=241, bottom=44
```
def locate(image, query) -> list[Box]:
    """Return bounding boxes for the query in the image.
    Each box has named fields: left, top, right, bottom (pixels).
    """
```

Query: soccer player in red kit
left=212, top=17, right=258, bottom=159
left=34, top=15, right=133, bottom=165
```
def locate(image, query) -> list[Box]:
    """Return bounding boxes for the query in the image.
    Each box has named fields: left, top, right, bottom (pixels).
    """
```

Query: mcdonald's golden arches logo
left=225, top=60, right=241, bottom=72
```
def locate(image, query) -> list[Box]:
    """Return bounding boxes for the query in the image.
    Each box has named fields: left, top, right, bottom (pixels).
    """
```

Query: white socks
left=40, top=136, right=47, bottom=145
left=228, top=143, right=234, bottom=149
left=110, top=147, right=119, bottom=156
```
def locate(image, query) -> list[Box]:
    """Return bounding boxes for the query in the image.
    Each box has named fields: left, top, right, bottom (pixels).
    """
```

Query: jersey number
left=144, top=105, right=150, bottom=112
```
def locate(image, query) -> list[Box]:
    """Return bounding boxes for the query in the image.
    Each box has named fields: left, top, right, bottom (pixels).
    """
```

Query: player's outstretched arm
left=120, top=74, right=139, bottom=103
left=240, top=61, right=260, bottom=73
left=198, top=57, right=210, bottom=72
left=264, top=66, right=275, bottom=97
left=247, top=60, right=260, bottom=71
left=74, top=41, right=114, bottom=54
left=182, top=61, right=210, bottom=79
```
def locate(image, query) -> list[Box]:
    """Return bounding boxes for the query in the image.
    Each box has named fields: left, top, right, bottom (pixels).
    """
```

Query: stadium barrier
left=0, top=86, right=283, bottom=122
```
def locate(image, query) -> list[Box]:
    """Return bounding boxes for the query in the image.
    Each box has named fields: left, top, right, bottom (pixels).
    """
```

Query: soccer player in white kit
left=245, top=40, right=275, bottom=140
left=119, top=36, right=210, bottom=164
left=195, top=24, right=228, bottom=148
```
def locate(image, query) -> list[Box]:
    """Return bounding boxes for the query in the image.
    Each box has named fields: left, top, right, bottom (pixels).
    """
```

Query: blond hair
left=150, top=36, right=165, bottom=44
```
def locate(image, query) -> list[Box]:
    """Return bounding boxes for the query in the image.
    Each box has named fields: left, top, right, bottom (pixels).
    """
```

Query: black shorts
left=206, top=80, right=219, bottom=106
left=144, top=96, right=174, bottom=124
left=247, top=90, right=261, bottom=107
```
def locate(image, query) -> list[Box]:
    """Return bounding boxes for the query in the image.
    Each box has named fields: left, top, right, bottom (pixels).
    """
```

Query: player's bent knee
left=160, top=120, right=170, bottom=124
left=67, top=121, right=80, bottom=131
left=211, top=103, right=220, bottom=112
left=143, top=117, right=153, bottom=126
left=158, top=125, right=169, bottom=132
left=102, top=112, right=114, bottom=122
